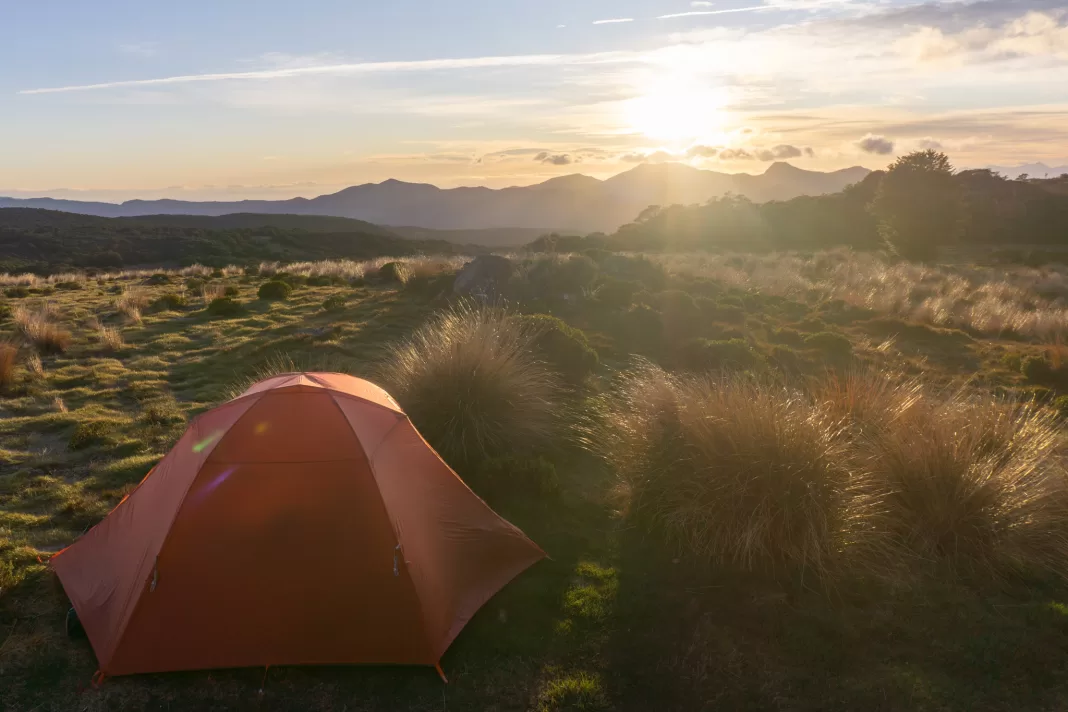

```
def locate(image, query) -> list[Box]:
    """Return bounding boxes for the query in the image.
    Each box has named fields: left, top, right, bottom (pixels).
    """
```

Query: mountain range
left=985, top=163, right=1068, bottom=179
left=0, top=162, right=871, bottom=234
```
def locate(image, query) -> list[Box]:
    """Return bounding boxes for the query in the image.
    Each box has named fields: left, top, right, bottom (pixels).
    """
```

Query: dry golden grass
left=0, top=341, right=17, bottom=392
left=12, top=305, right=71, bottom=354
left=200, top=282, right=226, bottom=302
left=25, top=352, right=43, bottom=380
left=590, top=363, right=883, bottom=581
left=653, top=250, right=1068, bottom=341
left=377, top=302, right=560, bottom=465
left=864, top=390, right=1068, bottom=580
left=96, top=324, right=124, bottom=351
left=116, top=288, right=149, bottom=323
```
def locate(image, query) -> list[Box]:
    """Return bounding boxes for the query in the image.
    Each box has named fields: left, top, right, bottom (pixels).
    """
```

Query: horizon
left=4, top=0, right=1068, bottom=202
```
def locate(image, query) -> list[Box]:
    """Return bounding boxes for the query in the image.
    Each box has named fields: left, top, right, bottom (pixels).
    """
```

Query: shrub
left=1053, top=395, right=1068, bottom=417
left=803, top=331, right=853, bottom=361
left=258, top=281, right=292, bottom=301
left=0, top=302, right=10, bottom=322
left=12, top=306, right=71, bottom=354
left=377, top=303, right=560, bottom=466
left=153, top=293, right=188, bottom=311
left=145, top=273, right=171, bottom=285
left=4, top=287, right=29, bottom=298
left=474, top=455, right=560, bottom=499
left=519, top=255, right=600, bottom=298
left=306, top=275, right=333, bottom=287
left=615, top=304, right=662, bottom=353
left=184, top=278, right=204, bottom=291
left=865, top=391, right=1068, bottom=579
left=323, top=294, right=348, bottom=311
left=211, top=269, right=224, bottom=279
left=0, top=342, right=16, bottom=392
left=54, top=280, right=83, bottom=291
left=377, top=261, right=411, bottom=285
left=590, top=365, right=877, bottom=579
left=224, top=285, right=240, bottom=297
left=206, top=297, right=245, bottom=317
left=657, top=290, right=701, bottom=342
left=513, top=314, right=599, bottom=386
left=677, top=338, right=764, bottom=372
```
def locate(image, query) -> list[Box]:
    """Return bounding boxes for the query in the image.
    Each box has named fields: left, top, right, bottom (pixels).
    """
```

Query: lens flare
left=192, top=430, right=223, bottom=453
left=254, top=421, right=270, bottom=435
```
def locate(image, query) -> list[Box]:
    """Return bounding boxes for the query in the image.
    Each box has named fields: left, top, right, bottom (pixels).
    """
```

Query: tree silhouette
left=870, top=150, right=960, bottom=261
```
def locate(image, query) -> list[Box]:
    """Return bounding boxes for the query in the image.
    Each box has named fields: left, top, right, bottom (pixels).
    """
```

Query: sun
left=623, top=82, right=730, bottom=143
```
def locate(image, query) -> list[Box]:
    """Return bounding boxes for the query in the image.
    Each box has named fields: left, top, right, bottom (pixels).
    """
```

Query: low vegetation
left=377, top=302, right=561, bottom=466
left=5, top=245, right=1068, bottom=710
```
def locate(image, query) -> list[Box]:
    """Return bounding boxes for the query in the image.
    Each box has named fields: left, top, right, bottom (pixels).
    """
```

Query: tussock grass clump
left=12, top=305, right=71, bottom=354
left=590, top=363, right=878, bottom=580
left=866, top=391, right=1068, bottom=580
left=377, top=303, right=560, bottom=466
left=258, top=280, right=292, bottom=301
left=201, top=282, right=226, bottom=302
left=95, top=324, right=124, bottom=351
left=0, top=341, right=17, bottom=392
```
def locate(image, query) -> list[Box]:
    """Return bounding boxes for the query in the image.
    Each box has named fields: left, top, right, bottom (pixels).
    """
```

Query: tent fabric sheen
left=51, top=373, right=545, bottom=676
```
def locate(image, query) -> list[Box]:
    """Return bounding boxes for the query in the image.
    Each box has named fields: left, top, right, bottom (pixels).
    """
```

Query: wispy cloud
left=117, top=41, right=158, bottom=57
left=657, top=6, right=765, bottom=20
left=693, top=1, right=716, bottom=6
left=592, top=18, right=635, bottom=24
left=19, top=51, right=635, bottom=95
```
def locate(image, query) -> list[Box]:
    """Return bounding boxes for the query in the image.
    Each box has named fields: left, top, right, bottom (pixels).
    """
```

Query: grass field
left=4, top=253, right=1068, bottom=711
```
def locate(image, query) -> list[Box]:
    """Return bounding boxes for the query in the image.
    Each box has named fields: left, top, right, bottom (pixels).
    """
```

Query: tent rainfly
left=52, top=372, right=544, bottom=678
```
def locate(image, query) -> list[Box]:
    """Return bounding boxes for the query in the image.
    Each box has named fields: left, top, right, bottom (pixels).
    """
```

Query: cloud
left=894, top=11, right=1068, bottom=65
left=658, top=6, right=764, bottom=19
left=692, top=1, right=715, bottom=6
left=619, top=150, right=678, bottom=163
left=856, top=134, right=896, bottom=154
left=118, top=41, right=159, bottom=57
left=19, top=50, right=637, bottom=94
left=804, top=147, right=816, bottom=157
left=687, top=145, right=720, bottom=158
left=719, top=148, right=755, bottom=160
left=535, top=151, right=574, bottom=165
left=593, top=18, right=635, bottom=24
left=917, top=137, right=943, bottom=149
left=755, top=144, right=805, bottom=160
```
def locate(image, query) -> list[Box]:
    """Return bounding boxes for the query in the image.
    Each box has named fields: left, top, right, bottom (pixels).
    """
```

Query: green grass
left=3, top=264, right=1068, bottom=711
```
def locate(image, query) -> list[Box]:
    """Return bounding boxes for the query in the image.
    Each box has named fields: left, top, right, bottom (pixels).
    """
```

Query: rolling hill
left=0, top=162, right=871, bottom=233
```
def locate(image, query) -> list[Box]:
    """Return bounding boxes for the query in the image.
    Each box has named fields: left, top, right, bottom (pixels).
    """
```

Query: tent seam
left=325, top=392, right=437, bottom=664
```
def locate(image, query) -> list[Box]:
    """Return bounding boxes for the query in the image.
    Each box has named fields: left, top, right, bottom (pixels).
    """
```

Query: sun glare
left=624, top=83, right=729, bottom=142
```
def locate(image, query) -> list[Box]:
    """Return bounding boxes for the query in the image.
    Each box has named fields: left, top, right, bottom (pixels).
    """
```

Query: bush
left=153, top=293, right=188, bottom=311
left=589, top=365, right=876, bottom=579
left=677, top=338, right=764, bottom=372
left=258, top=281, right=292, bottom=301
left=224, top=285, right=240, bottom=297
left=615, top=304, right=662, bottom=353
left=55, top=280, right=83, bottom=291
left=1053, top=395, right=1068, bottom=417
left=378, top=261, right=411, bottom=284
left=322, top=294, right=348, bottom=311
left=803, top=331, right=853, bottom=361
left=521, top=255, right=599, bottom=297
left=206, top=297, right=245, bottom=317
left=865, top=391, right=1068, bottom=579
left=306, top=275, right=333, bottom=287
left=145, top=273, right=171, bottom=285
left=474, top=455, right=560, bottom=499
left=184, top=278, right=204, bottom=291
left=0, top=302, right=10, bottom=322
left=513, top=314, right=599, bottom=386
left=657, top=290, right=701, bottom=342
left=377, top=303, right=560, bottom=466
left=5, top=287, right=29, bottom=298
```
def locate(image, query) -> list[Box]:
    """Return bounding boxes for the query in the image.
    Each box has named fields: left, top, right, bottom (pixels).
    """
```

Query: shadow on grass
left=604, top=527, right=1068, bottom=712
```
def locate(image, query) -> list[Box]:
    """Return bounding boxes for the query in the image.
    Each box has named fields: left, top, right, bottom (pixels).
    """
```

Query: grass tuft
left=12, top=305, right=71, bottom=354
left=377, top=302, right=560, bottom=466
left=589, top=363, right=882, bottom=580
left=0, top=341, right=17, bottom=392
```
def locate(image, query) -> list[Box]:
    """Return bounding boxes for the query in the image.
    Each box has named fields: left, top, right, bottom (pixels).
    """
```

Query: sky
left=2, top=0, right=1067, bottom=201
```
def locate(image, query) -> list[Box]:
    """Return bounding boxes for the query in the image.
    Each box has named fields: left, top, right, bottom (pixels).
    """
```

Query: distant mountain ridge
left=0, top=162, right=871, bottom=233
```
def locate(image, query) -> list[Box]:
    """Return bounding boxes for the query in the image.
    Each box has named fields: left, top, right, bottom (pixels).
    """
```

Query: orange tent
left=52, top=372, right=544, bottom=677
